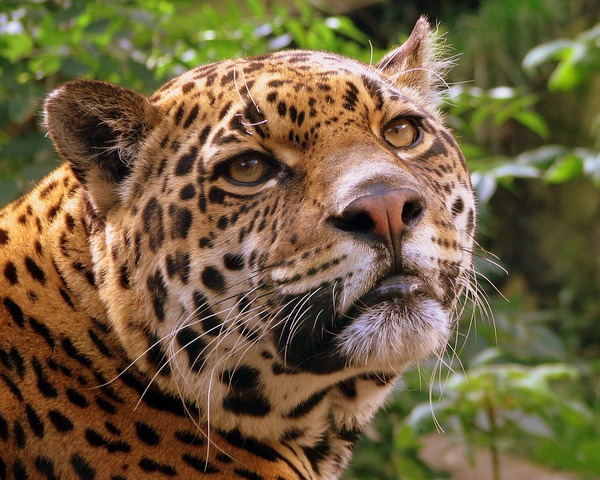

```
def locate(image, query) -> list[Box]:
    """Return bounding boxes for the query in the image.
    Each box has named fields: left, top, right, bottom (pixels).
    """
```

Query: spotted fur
left=0, top=18, right=475, bottom=479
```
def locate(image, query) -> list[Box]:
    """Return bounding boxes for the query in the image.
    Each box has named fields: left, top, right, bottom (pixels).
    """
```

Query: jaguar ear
left=44, top=80, right=161, bottom=216
left=375, top=16, right=450, bottom=108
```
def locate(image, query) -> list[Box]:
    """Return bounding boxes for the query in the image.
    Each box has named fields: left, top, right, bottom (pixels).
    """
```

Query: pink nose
left=330, top=188, right=424, bottom=270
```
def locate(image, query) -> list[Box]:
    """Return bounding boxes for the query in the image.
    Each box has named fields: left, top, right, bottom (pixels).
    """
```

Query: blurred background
left=1, top=1, right=598, bottom=478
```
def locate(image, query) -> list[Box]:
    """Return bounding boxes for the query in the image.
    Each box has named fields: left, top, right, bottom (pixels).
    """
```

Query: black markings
left=220, top=366, right=260, bottom=390
left=0, top=228, right=8, bottom=245
left=181, top=82, right=195, bottom=93
left=176, top=327, right=206, bottom=373
left=9, top=347, right=24, bottom=378
left=59, top=287, right=75, bottom=308
left=208, top=186, right=226, bottom=204
left=222, top=391, right=271, bottom=417
left=201, top=266, right=227, bottom=293
left=135, top=421, right=161, bottom=445
left=66, top=387, right=89, bottom=408
left=342, top=81, right=359, bottom=111
left=217, top=215, right=229, bottom=230
left=95, top=397, right=117, bottom=414
left=13, top=420, right=25, bottom=448
left=182, top=453, right=219, bottom=474
left=119, top=264, right=130, bottom=289
left=174, top=104, right=185, bottom=125
left=61, top=338, right=93, bottom=368
left=183, top=104, right=199, bottom=129
left=32, top=357, right=58, bottom=398
left=180, top=183, right=196, bottom=200
left=65, top=212, right=76, bottom=232
left=71, top=454, right=96, bottom=479
left=219, top=70, right=236, bottom=87
left=3, top=297, right=24, bottom=327
left=216, top=453, right=233, bottom=464
left=222, top=368, right=271, bottom=418
left=221, top=429, right=278, bottom=461
left=118, top=371, right=200, bottom=418
left=147, top=333, right=171, bottom=376
left=223, top=253, right=244, bottom=271
left=166, top=251, right=191, bottom=284
left=35, top=456, right=58, bottom=480
left=285, top=388, right=329, bottom=418
left=25, top=403, right=44, bottom=438
left=147, top=270, right=168, bottom=322
left=175, top=429, right=205, bottom=446
left=169, top=204, right=193, bottom=239
left=13, top=459, right=27, bottom=480
left=452, top=197, right=465, bottom=216
left=143, top=198, right=165, bottom=252
left=4, top=261, right=18, bottom=284
left=85, top=428, right=131, bottom=453
left=277, top=101, right=287, bottom=117
left=48, top=409, right=74, bottom=432
left=359, top=372, right=396, bottom=386
left=88, top=329, right=113, bottom=358
left=29, top=317, right=55, bottom=348
left=139, top=458, right=176, bottom=476
left=198, top=125, right=211, bottom=145
left=234, top=468, right=264, bottom=480
left=24, top=256, right=46, bottom=283
left=175, top=146, right=198, bottom=176
left=192, top=291, right=221, bottom=335
left=2, top=373, right=23, bottom=401
left=0, top=413, right=7, bottom=440
left=303, top=438, right=331, bottom=476
left=337, top=378, right=357, bottom=399
left=218, top=101, right=233, bottom=120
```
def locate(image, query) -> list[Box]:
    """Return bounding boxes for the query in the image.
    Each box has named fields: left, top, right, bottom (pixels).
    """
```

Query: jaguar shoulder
left=0, top=17, right=475, bottom=480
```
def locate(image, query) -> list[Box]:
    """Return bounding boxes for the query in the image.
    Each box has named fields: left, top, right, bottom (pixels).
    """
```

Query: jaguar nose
left=329, top=187, right=425, bottom=270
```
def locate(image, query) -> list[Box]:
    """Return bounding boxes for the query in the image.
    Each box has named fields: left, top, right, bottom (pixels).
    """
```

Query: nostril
left=329, top=212, right=375, bottom=234
left=329, top=187, right=424, bottom=239
left=402, top=200, right=423, bottom=225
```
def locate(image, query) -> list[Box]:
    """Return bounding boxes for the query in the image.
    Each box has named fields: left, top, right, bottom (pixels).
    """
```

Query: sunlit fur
left=0, top=17, right=478, bottom=480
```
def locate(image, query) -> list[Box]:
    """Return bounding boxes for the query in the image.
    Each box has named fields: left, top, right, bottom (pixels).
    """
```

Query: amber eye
left=382, top=118, right=420, bottom=148
left=226, top=156, right=269, bottom=185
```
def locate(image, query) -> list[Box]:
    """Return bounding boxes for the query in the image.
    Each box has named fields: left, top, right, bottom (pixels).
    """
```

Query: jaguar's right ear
left=44, top=80, right=161, bottom=216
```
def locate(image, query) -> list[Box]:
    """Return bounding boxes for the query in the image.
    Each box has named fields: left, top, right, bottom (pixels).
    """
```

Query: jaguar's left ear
left=44, top=80, right=162, bottom=217
left=375, top=16, right=449, bottom=107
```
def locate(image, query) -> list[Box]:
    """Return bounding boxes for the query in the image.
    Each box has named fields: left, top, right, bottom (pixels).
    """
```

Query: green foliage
left=523, top=23, right=600, bottom=91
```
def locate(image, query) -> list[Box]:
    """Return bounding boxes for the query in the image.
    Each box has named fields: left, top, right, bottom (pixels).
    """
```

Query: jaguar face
left=42, top=17, right=475, bottom=453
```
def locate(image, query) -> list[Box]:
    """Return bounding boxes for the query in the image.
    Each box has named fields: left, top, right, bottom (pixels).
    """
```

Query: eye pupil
left=383, top=119, right=419, bottom=148
left=227, top=157, right=267, bottom=184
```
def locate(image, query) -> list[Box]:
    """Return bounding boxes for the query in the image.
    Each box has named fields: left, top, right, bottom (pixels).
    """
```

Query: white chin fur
left=337, top=297, right=450, bottom=370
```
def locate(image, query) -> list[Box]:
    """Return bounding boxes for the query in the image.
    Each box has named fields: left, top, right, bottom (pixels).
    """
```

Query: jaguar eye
left=382, top=118, right=421, bottom=148
left=226, top=156, right=269, bottom=185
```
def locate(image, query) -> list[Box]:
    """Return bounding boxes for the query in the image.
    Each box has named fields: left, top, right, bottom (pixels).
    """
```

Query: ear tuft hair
left=44, top=80, right=161, bottom=215
left=375, top=16, right=453, bottom=109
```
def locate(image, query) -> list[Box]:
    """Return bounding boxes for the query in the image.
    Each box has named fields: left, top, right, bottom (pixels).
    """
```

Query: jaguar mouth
left=344, top=274, right=435, bottom=322
left=358, top=274, right=434, bottom=308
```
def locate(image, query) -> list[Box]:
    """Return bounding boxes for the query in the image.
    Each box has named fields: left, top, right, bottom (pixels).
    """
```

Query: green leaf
left=0, top=33, right=34, bottom=62
left=513, top=110, right=549, bottom=138
left=543, top=154, right=584, bottom=183
left=548, top=56, right=583, bottom=91
left=522, top=39, right=572, bottom=70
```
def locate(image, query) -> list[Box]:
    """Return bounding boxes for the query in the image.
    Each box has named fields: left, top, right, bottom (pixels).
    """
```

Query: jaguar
left=0, top=17, right=476, bottom=479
